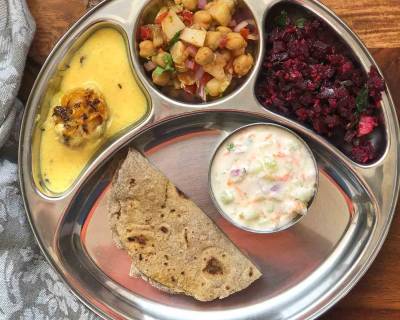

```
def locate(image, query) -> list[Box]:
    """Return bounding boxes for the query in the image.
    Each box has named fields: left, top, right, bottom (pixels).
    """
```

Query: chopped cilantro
left=168, top=31, right=182, bottom=49
left=163, top=53, right=175, bottom=71
left=61, top=64, right=70, bottom=71
left=275, top=10, right=288, bottom=27
left=163, top=53, right=173, bottom=66
left=295, top=18, right=306, bottom=28
left=153, top=53, right=175, bottom=77
left=153, top=66, right=165, bottom=77
left=356, top=86, right=369, bottom=113
left=227, top=143, right=235, bottom=152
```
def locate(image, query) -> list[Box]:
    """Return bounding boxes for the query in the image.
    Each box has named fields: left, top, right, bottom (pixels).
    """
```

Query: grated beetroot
left=255, top=13, right=385, bottom=164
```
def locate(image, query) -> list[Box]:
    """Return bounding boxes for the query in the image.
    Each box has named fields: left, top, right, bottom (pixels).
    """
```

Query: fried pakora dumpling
left=52, top=87, right=109, bottom=147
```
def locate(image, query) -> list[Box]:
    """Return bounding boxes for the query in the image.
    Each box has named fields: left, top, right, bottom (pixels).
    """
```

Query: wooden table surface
left=19, top=0, right=400, bottom=319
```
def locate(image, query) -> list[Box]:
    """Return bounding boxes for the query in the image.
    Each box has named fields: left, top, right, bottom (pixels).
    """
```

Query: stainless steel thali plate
left=19, top=0, right=399, bottom=319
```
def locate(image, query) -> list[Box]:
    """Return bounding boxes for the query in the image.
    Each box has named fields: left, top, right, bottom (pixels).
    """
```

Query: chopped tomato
left=240, top=28, right=250, bottom=40
left=183, top=84, right=197, bottom=95
left=180, top=10, right=194, bottom=26
left=155, top=11, right=169, bottom=24
left=219, top=35, right=228, bottom=49
left=140, top=26, right=152, bottom=40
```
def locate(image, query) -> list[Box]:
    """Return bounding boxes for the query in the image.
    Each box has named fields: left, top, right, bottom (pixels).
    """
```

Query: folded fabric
left=0, top=1, right=98, bottom=319
left=0, top=0, right=34, bottom=149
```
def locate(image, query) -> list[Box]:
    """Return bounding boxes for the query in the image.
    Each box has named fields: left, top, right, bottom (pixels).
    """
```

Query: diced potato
left=180, top=28, right=207, bottom=47
left=161, top=10, right=186, bottom=41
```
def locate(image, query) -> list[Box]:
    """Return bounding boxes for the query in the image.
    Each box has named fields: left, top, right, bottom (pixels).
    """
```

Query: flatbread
left=109, top=149, right=262, bottom=301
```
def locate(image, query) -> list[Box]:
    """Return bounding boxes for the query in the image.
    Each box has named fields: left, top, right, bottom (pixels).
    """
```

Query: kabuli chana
left=138, top=0, right=258, bottom=101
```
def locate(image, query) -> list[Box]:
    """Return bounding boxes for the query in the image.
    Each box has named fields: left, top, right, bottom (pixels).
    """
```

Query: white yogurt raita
left=210, top=124, right=318, bottom=232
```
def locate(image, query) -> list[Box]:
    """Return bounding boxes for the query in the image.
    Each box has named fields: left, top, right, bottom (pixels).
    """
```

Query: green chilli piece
left=226, top=143, right=235, bottom=152
left=295, top=18, right=306, bottom=28
left=356, top=86, right=369, bottom=113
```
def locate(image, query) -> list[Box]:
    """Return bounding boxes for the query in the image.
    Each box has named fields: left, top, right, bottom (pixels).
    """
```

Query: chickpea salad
left=210, top=124, right=318, bottom=232
left=138, top=0, right=258, bottom=101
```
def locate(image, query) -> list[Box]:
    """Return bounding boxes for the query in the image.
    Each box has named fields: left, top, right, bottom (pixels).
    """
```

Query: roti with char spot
left=108, top=149, right=262, bottom=301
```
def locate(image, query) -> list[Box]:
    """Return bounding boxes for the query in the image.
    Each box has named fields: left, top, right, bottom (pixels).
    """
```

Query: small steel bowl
left=208, top=122, right=319, bottom=234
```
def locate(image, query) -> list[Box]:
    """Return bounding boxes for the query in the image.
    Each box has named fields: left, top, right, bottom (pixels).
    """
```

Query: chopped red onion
left=245, top=19, right=256, bottom=26
left=194, top=65, right=204, bottom=81
left=186, top=45, right=198, bottom=57
left=186, top=59, right=196, bottom=70
left=144, top=60, right=156, bottom=72
left=230, top=169, right=242, bottom=177
left=198, top=0, right=207, bottom=9
left=247, top=34, right=259, bottom=41
left=270, top=184, right=281, bottom=192
left=198, top=84, right=206, bottom=101
left=229, top=19, right=237, bottom=28
left=234, top=20, right=249, bottom=32
left=197, top=80, right=207, bottom=101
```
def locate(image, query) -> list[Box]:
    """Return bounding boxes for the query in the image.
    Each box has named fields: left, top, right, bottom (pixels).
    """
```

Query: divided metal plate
left=19, top=0, right=399, bottom=319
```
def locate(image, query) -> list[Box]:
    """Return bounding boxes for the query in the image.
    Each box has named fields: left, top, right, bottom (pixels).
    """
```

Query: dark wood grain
left=19, top=0, right=400, bottom=318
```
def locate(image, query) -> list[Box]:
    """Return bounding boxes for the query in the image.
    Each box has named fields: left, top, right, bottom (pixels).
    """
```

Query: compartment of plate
left=55, top=111, right=376, bottom=319
left=133, top=0, right=261, bottom=105
left=30, top=21, right=152, bottom=196
left=254, top=0, right=388, bottom=165
left=20, top=0, right=399, bottom=319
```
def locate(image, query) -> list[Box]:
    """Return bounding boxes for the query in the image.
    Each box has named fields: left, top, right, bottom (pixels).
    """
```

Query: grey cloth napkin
left=0, top=1, right=98, bottom=319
